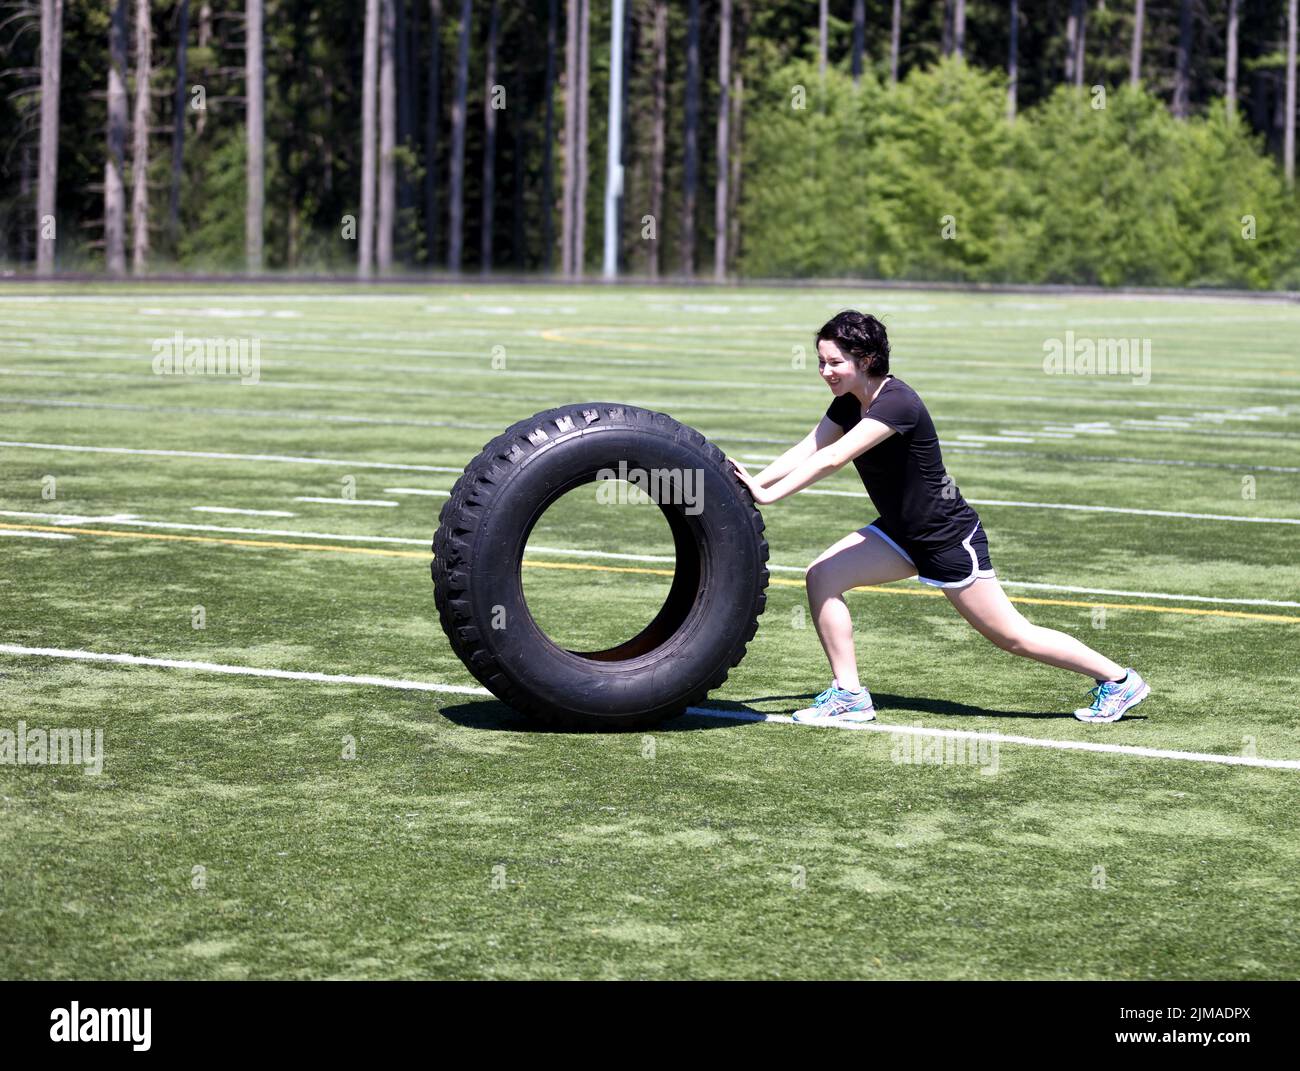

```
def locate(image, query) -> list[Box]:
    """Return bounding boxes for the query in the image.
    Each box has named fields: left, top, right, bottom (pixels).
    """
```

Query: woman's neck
left=855, top=374, right=890, bottom=408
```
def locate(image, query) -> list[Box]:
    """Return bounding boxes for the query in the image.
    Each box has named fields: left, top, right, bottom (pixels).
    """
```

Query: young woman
left=727, top=310, right=1149, bottom=725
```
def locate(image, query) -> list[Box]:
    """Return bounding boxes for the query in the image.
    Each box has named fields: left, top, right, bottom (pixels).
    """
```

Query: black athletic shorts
left=866, top=517, right=996, bottom=589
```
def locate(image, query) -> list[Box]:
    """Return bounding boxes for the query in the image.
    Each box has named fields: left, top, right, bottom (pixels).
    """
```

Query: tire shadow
left=436, top=699, right=739, bottom=732
left=437, top=688, right=1141, bottom=731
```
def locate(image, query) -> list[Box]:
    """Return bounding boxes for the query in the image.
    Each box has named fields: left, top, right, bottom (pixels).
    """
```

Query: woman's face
left=817, top=339, right=866, bottom=396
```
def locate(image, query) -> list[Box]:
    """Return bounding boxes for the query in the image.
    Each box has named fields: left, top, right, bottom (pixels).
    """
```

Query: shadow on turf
left=436, top=688, right=1130, bottom=732
left=437, top=699, right=734, bottom=732
left=744, top=690, right=1113, bottom=721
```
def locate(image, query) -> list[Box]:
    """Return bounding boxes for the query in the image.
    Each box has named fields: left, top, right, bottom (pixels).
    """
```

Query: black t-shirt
left=825, top=376, right=980, bottom=551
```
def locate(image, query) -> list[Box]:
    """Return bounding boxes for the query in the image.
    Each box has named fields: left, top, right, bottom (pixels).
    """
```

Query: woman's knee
left=805, top=561, right=837, bottom=599
left=985, top=623, right=1036, bottom=656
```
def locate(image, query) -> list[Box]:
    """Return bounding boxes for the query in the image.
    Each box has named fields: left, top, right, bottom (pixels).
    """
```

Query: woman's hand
left=727, top=457, right=773, bottom=505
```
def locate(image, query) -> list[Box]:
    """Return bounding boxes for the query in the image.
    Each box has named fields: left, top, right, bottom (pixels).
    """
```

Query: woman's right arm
left=754, top=416, right=844, bottom=487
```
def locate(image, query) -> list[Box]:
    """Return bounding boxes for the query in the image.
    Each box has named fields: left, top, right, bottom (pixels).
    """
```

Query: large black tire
left=432, top=402, right=770, bottom=730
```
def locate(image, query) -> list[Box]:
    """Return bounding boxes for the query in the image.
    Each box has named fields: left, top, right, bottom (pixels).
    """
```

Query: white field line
left=6, top=361, right=1300, bottom=412
left=801, top=489, right=1300, bottom=524
left=1, top=643, right=1294, bottom=771
left=682, top=708, right=1300, bottom=770
left=11, top=317, right=1300, bottom=387
left=4, top=507, right=1297, bottom=609
left=3, top=339, right=672, bottom=371
left=0, top=644, right=484, bottom=696
left=3, top=441, right=1298, bottom=520
left=0, top=509, right=427, bottom=545
left=743, top=446, right=1300, bottom=473
left=0, top=396, right=511, bottom=431
left=968, top=497, right=1300, bottom=525
left=0, top=440, right=462, bottom=473
left=0, top=529, right=74, bottom=540
left=25, top=321, right=1300, bottom=391
left=5, top=416, right=1297, bottom=477
left=8, top=394, right=1300, bottom=447
left=946, top=448, right=1300, bottom=473
left=192, top=506, right=296, bottom=517
left=294, top=496, right=399, bottom=507
left=384, top=487, right=451, bottom=496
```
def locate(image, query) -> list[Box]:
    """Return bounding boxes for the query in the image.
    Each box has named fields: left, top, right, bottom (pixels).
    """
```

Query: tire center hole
left=521, top=480, right=678, bottom=656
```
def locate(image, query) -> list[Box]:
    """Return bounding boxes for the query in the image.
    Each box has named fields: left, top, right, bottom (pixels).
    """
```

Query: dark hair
left=815, top=310, right=890, bottom=377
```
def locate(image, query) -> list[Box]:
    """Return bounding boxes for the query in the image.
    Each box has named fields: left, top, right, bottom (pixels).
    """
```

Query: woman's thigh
left=807, top=526, right=917, bottom=595
left=942, top=575, right=1029, bottom=645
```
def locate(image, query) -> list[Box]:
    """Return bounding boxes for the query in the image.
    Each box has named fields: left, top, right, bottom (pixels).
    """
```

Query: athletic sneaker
left=1073, top=669, right=1149, bottom=723
left=792, top=684, right=876, bottom=724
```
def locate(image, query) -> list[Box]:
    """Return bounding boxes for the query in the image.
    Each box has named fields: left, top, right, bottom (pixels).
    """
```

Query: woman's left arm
left=732, top=418, right=896, bottom=504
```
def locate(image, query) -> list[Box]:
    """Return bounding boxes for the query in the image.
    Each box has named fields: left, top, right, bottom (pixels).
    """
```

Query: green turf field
left=2, top=283, right=1298, bottom=979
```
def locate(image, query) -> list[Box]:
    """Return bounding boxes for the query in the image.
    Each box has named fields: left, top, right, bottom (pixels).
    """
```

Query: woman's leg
left=805, top=527, right=917, bottom=692
left=944, top=577, right=1125, bottom=681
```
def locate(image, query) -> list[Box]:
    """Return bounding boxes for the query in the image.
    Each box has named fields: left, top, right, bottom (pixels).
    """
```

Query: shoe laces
left=1085, top=682, right=1114, bottom=710
left=812, top=685, right=837, bottom=707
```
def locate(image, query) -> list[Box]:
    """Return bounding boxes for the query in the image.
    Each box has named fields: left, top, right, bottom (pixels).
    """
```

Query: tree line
left=2, top=1, right=1298, bottom=286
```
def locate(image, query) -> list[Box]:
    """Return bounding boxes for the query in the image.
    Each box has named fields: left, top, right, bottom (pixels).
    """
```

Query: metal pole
left=602, top=0, right=625, bottom=278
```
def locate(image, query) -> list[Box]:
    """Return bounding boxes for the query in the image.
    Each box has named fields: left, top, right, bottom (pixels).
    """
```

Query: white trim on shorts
left=864, top=522, right=915, bottom=566
left=866, top=521, right=997, bottom=591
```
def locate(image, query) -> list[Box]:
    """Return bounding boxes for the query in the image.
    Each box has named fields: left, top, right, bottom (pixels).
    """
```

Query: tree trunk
left=953, top=0, right=966, bottom=59
left=728, top=64, right=742, bottom=269
left=889, top=0, right=900, bottom=83
left=851, top=0, right=863, bottom=84
left=196, top=2, right=211, bottom=137
left=1287, top=0, right=1297, bottom=187
left=1130, top=0, right=1144, bottom=85
left=169, top=0, right=189, bottom=251
left=714, top=0, right=731, bottom=280
left=1226, top=0, right=1239, bottom=115
left=542, top=0, right=556, bottom=272
left=562, top=0, right=577, bottom=275
left=1008, top=0, right=1018, bottom=120
left=378, top=0, right=396, bottom=270
left=396, top=0, right=413, bottom=236
left=682, top=0, right=699, bottom=276
left=648, top=0, right=666, bottom=277
left=447, top=0, right=470, bottom=270
left=105, top=0, right=130, bottom=276
left=37, top=0, right=62, bottom=276
left=513, top=87, right=526, bottom=268
left=1173, top=0, right=1192, bottom=117
left=481, top=0, right=499, bottom=272
left=818, top=0, right=827, bottom=77
left=601, top=0, right=626, bottom=277
left=360, top=0, right=379, bottom=276
left=425, top=0, right=441, bottom=266
left=574, top=0, right=590, bottom=276
left=245, top=0, right=263, bottom=271
left=1074, top=0, right=1087, bottom=87
left=131, top=0, right=151, bottom=275
left=1064, top=1, right=1077, bottom=84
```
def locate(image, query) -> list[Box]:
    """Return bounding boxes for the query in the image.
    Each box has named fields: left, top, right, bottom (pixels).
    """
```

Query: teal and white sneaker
left=1073, top=669, right=1149, bottom=723
left=792, top=683, right=876, bottom=724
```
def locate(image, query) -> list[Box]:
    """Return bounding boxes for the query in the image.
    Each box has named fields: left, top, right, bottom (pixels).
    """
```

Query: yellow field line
left=5, top=523, right=427, bottom=559
left=539, top=327, right=662, bottom=352
left=5, top=522, right=1298, bottom=624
